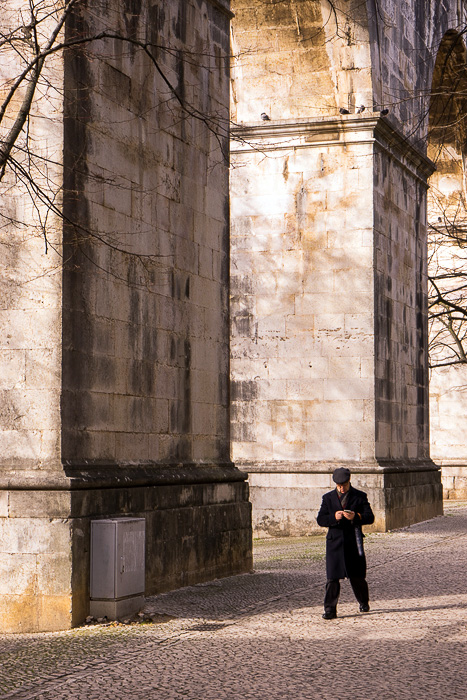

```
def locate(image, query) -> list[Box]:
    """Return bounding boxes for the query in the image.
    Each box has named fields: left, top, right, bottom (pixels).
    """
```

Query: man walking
left=317, top=467, right=375, bottom=619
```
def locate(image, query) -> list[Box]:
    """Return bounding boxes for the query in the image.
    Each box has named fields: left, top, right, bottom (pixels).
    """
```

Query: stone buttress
left=229, top=0, right=464, bottom=535
left=0, top=0, right=252, bottom=633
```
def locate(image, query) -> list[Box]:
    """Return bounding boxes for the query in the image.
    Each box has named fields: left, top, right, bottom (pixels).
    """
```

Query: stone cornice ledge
left=238, top=459, right=440, bottom=474
left=206, top=0, right=233, bottom=18
left=0, top=461, right=247, bottom=490
left=231, top=113, right=435, bottom=180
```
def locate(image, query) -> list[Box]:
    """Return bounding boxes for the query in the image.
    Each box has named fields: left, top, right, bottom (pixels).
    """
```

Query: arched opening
left=428, top=30, right=467, bottom=497
left=428, top=31, right=467, bottom=230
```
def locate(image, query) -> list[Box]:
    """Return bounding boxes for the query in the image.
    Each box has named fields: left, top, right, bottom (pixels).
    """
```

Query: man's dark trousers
left=324, top=578, right=369, bottom=612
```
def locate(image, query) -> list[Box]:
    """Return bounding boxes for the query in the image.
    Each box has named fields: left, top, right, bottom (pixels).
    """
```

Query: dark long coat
left=316, top=485, right=374, bottom=579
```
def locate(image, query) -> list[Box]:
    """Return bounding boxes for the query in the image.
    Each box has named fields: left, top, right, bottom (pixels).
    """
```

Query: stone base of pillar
left=244, top=462, right=443, bottom=537
left=89, top=595, right=145, bottom=621
left=0, top=463, right=252, bottom=633
left=439, top=464, right=467, bottom=500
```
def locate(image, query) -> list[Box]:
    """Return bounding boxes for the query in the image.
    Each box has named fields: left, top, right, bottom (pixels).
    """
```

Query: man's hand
left=335, top=510, right=344, bottom=520
left=343, top=510, right=355, bottom=520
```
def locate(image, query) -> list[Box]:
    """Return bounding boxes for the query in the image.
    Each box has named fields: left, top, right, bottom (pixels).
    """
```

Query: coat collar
left=331, top=487, right=342, bottom=511
left=332, top=484, right=356, bottom=510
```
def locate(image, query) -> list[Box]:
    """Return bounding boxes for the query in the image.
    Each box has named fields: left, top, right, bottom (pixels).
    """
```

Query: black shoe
left=359, top=604, right=370, bottom=613
left=322, top=611, right=337, bottom=620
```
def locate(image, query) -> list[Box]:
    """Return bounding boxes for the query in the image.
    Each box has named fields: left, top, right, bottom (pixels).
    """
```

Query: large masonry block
left=0, top=0, right=251, bottom=633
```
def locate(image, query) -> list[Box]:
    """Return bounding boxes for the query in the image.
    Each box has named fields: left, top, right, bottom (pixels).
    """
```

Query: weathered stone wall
left=0, top=0, right=70, bottom=633
left=0, top=1, right=64, bottom=476
left=365, top=0, right=461, bottom=144
left=68, top=468, right=251, bottom=626
left=2, top=0, right=467, bottom=632
left=62, top=0, right=231, bottom=466
left=368, top=0, right=467, bottom=502
left=231, top=0, right=374, bottom=123
left=230, top=0, right=451, bottom=535
left=431, top=370, right=467, bottom=499
left=373, top=144, right=431, bottom=462
left=0, top=0, right=252, bottom=633
left=231, top=118, right=375, bottom=468
left=231, top=114, right=442, bottom=535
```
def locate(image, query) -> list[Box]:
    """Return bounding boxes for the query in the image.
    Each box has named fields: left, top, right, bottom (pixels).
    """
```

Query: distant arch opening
left=427, top=30, right=467, bottom=369
left=428, top=30, right=467, bottom=481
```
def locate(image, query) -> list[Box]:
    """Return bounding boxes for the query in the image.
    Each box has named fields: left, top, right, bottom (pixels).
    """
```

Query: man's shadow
left=335, top=600, right=467, bottom=618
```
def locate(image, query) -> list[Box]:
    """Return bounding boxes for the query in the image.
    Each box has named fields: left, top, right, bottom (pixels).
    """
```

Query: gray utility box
left=90, top=517, right=145, bottom=620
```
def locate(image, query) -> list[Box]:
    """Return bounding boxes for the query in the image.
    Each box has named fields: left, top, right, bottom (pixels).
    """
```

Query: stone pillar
left=0, top=0, right=69, bottom=632
left=0, top=0, right=252, bottom=633
left=230, top=114, right=443, bottom=536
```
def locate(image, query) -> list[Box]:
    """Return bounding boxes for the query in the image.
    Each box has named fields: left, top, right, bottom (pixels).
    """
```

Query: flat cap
left=332, top=467, right=351, bottom=484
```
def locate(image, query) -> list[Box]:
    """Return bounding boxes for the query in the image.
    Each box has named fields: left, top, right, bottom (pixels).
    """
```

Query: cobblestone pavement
left=0, top=502, right=466, bottom=700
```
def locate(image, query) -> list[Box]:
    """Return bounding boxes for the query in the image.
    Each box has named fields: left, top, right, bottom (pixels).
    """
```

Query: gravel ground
left=0, top=501, right=465, bottom=700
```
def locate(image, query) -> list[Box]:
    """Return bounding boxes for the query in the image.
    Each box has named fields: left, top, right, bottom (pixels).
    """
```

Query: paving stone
left=0, top=502, right=465, bottom=700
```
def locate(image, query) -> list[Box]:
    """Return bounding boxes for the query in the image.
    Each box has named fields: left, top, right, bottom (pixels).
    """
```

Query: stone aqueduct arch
left=428, top=28, right=467, bottom=499
left=229, top=0, right=467, bottom=535
left=0, top=0, right=466, bottom=633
